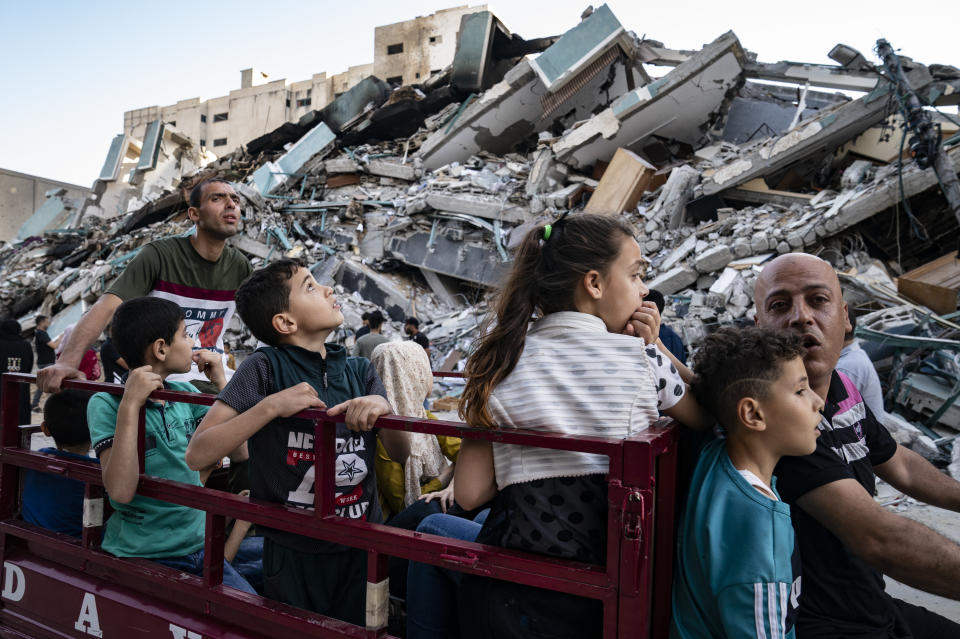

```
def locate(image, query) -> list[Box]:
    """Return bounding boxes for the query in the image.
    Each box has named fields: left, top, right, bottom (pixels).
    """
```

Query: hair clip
left=543, top=224, right=553, bottom=241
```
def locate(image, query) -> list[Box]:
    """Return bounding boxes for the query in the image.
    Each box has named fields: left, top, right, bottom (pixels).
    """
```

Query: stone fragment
left=694, top=245, right=733, bottom=273
left=647, top=266, right=697, bottom=295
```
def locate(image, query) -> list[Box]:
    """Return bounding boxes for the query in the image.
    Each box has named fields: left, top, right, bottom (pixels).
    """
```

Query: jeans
left=231, top=536, right=263, bottom=594
left=154, top=549, right=257, bottom=595
left=407, top=510, right=489, bottom=639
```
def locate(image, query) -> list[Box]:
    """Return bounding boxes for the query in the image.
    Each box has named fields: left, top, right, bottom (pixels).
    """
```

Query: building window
left=307, top=88, right=312, bottom=96
left=429, top=35, right=441, bottom=44
left=213, top=112, right=228, bottom=122
left=297, top=98, right=312, bottom=107
left=200, top=114, right=207, bottom=123
left=200, top=139, right=206, bottom=146
left=213, top=138, right=227, bottom=147
left=387, top=43, right=403, bottom=55
left=386, top=76, right=403, bottom=86
left=415, top=72, right=420, bottom=79
left=286, top=98, right=291, bottom=107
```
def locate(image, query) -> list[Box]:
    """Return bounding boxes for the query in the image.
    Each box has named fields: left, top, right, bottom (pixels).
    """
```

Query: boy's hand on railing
left=327, top=395, right=391, bottom=432
left=193, top=350, right=227, bottom=390
left=268, top=382, right=326, bottom=418
left=623, top=301, right=661, bottom=344
left=121, top=366, right=164, bottom=405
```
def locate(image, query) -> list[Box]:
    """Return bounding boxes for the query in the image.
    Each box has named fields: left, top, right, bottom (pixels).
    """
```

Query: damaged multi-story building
left=5, top=4, right=960, bottom=475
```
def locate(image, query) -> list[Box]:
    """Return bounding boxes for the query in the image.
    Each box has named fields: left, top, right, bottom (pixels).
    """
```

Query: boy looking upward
left=87, top=296, right=254, bottom=593
left=672, top=327, right=823, bottom=638
left=185, top=258, right=409, bottom=625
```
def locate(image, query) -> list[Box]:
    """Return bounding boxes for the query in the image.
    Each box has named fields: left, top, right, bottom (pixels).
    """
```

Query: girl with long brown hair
left=452, top=213, right=707, bottom=639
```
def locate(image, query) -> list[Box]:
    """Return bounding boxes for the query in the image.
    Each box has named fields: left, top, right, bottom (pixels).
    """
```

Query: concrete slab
left=552, top=31, right=745, bottom=170
left=418, top=5, right=643, bottom=170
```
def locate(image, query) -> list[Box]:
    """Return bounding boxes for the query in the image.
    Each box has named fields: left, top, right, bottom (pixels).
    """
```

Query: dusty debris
left=5, top=4, right=960, bottom=431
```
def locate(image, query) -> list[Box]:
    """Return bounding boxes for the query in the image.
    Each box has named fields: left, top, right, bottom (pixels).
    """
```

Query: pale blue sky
left=1, top=0, right=956, bottom=187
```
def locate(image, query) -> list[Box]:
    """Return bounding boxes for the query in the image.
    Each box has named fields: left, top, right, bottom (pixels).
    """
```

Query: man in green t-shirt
left=39, top=179, right=252, bottom=393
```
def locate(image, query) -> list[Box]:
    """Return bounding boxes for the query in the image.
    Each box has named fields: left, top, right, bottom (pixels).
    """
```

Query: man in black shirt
left=756, top=253, right=960, bottom=638
left=99, top=323, right=128, bottom=384
left=31, top=315, right=61, bottom=410
left=404, top=317, right=430, bottom=358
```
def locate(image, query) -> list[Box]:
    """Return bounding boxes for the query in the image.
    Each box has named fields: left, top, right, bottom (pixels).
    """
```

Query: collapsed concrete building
left=5, top=4, right=960, bottom=470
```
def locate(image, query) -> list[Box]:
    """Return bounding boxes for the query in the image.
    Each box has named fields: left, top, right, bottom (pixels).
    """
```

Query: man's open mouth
left=801, top=334, right=821, bottom=349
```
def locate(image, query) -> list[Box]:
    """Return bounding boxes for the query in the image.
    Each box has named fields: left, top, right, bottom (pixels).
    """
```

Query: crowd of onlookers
left=5, top=180, right=958, bottom=638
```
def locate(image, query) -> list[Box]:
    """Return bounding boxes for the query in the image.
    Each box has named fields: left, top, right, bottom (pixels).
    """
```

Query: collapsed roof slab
left=823, top=142, right=960, bottom=237
left=418, top=4, right=643, bottom=170
left=700, top=66, right=936, bottom=197
left=551, top=31, right=746, bottom=170
left=386, top=225, right=505, bottom=287
left=644, top=45, right=880, bottom=92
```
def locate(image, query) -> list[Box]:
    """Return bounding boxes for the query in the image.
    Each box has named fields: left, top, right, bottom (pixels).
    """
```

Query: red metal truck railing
left=0, top=372, right=677, bottom=638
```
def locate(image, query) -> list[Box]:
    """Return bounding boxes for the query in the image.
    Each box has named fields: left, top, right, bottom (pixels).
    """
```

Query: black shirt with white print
left=218, top=349, right=387, bottom=553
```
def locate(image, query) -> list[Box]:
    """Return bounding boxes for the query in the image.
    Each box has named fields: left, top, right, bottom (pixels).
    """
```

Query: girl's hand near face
left=623, top=301, right=661, bottom=343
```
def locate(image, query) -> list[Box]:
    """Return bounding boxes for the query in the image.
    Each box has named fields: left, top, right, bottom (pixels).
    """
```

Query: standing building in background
left=122, top=5, right=485, bottom=156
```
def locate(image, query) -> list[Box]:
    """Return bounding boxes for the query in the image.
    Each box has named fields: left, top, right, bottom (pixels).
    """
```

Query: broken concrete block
left=647, top=266, right=697, bottom=295
left=659, top=233, right=697, bottom=272
left=312, top=76, right=391, bottom=134
left=552, top=31, right=746, bottom=170
left=337, top=260, right=413, bottom=322
left=776, top=241, right=791, bottom=254
left=694, top=245, right=733, bottom=273
left=450, top=10, right=513, bottom=93
left=841, top=159, right=876, bottom=189
left=584, top=148, right=655, bottom=214
left=732, top=238, right=751, bottom=258
left=709, top=267, right=739, bottom=299
left=230, top=234, right=271, bottom=260
left=387, top=224, right=505, bottom=287
left=425, top=193, right=528, bottom=224
left=543, top=184, right=582, bottom=209
left=367, top=160, right=416, bottom=181
left=326, top=158, right=361, bottom=174
left=526, top=148, right=568, bottom=196
left=419, top=5, right=644, bottom=170
left=648, top=165, right=699, bottom=228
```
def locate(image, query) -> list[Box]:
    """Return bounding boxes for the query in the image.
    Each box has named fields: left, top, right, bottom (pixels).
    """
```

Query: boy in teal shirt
left=87, top=296, right=254, bottom=593
left=672, top=327, right=823, bottom=638
left=185, top=258, right=409, bottom=624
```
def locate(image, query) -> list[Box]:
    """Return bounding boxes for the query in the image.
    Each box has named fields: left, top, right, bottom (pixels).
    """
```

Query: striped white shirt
left=488, top=312, right=684, bottom=489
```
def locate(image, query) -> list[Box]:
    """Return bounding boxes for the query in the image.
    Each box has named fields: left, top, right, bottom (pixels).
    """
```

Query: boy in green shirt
left=87, top=296, right=255, bottom=594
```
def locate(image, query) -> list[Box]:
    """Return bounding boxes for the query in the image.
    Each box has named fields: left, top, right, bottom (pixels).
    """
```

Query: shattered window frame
left=212, top=138, right=227, bottom=147
left=386, top=76, right=403, bottom=87
left=200, top=114, right=207, bottom=123
left=213, top=112, right=228, bottom=123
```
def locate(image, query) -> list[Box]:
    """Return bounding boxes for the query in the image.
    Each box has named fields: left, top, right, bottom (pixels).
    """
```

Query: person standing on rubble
left=404, top=317, right=430, bottom=359
left=37, top=179, right=252, bottom=395
left=754, top=253, right=960, bottom=637
left=30, top=314, right=61, bottom=411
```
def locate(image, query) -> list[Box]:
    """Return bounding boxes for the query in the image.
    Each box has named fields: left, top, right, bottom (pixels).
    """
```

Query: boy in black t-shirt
left=185, top=258, right=409, bottom=625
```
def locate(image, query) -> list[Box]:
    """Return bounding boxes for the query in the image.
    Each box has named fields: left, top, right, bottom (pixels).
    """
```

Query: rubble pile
left=5, top=5, right=960, bottom=452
